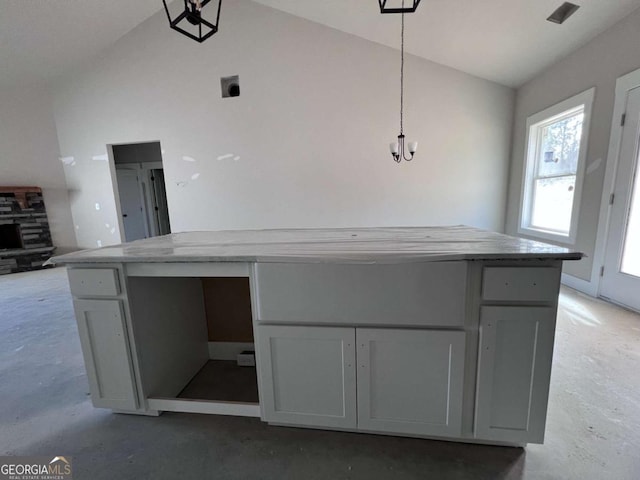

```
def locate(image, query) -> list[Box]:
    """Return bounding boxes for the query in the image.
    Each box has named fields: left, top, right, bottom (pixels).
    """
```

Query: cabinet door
left=257, top=325, right=356, bottom=428
left=73, top=299, right=138, bottom=410
left=357, top=329, right=465, bottom=437
left=475, top=306, right=555, bottom=444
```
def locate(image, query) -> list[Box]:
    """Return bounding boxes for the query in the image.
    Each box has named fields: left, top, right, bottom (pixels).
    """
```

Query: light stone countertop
left=50, top=226, right=583, bottom=265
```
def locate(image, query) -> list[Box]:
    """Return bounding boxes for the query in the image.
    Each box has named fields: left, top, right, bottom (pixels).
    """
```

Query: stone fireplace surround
left=0, top=187, right=56, bottom=275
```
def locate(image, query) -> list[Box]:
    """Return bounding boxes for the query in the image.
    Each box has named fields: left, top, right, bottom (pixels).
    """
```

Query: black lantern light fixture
left=386, top=0, right=419, bottom=163
left=379, top=0, right=421, bottom=14
left=162, top=0, right=222, bottom=43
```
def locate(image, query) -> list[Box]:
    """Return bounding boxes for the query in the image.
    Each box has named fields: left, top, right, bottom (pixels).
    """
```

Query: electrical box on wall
left=221, top=75, right=240, bottom=98
left=237, top=351, right=256, bottom=367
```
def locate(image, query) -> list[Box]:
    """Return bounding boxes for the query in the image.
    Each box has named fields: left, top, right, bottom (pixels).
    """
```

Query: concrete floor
left=0, top=267, right=639, bottom=480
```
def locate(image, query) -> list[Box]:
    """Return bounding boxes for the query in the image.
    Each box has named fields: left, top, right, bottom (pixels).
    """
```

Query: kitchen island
left=51, top=226, right=582, bottom=446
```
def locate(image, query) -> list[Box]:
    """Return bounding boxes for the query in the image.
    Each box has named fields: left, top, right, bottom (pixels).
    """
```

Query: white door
left=356, top=328, right=465, bottom=437
left=116, top=169, right=148, bottom=242
left=601, top=86, right=640, bottom=311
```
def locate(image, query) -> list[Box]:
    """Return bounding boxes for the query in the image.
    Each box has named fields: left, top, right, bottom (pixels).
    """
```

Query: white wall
left=0, top=82, right=77, bottom=252
left=505, top=8, right=640, bottom=283
left=53, top=0, right=514, bottom=249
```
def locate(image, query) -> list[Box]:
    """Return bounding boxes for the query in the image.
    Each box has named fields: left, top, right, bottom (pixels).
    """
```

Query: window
left=519, top=88, right=595, bottom=244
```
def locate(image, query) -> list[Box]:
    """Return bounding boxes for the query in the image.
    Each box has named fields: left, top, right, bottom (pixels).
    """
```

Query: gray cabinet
left=475, top=306, right=555, bottom=443
left=257, top=325, right=466, bottom=437
left=62, top=254, right=566, bottom=446
left=357, top=328, right=466, bottom=437
left=257, top=325, right=357, bottom=428
left=73, top=299, right=138, bottom=411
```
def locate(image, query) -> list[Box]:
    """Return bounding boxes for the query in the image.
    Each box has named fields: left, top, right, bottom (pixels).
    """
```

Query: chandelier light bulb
left=408, top=141, right=418, bottom=154
left=390, top=143, right=399, bottom=154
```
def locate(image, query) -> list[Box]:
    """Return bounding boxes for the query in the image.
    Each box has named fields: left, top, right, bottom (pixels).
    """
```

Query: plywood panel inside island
left=202, top=278, right=254, bottom=343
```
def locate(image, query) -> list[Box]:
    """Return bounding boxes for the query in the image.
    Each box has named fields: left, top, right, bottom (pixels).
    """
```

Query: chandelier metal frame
left=162, top=0, right=222, bottom=43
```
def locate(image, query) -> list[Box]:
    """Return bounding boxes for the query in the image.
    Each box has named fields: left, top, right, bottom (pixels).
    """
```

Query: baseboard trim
left=561, top=273, right=597, bottom=297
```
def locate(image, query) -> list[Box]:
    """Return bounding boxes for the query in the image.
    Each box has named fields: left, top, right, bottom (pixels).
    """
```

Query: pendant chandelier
left=386, top=0, right=419, bottom=163
left=379, top=0, right=422, bottom=14
left=162, top=0, right=222, bottom=43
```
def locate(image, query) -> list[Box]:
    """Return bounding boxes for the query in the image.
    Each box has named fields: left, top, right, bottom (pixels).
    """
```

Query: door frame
left=107, top=141, right=166, bottom=243
left=582, top=68, right=640, bottom=305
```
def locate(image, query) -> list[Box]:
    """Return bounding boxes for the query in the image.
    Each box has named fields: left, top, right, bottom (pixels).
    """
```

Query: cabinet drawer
left=482, top=267, right=560, bottom=303
left=255, top=262, right=467, bottom=327
left=68, top=268, right=121, bottom=297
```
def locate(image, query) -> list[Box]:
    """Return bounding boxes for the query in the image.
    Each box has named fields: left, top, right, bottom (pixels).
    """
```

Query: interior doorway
left=600, top=86, right=640, bottom=312
left=109, top=141, right=171, bottom=242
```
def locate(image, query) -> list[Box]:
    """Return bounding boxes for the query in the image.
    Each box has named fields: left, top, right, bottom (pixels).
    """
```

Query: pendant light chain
left=387, top=0, right=418, bottom=162
left=400, top=1, right=405, bottom=136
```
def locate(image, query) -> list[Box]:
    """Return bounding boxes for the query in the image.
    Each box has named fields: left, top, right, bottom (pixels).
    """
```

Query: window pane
left=531, top=176, right=576, bottom=234
left=537, top=111, right=584, bottom=178
left=621, top=150, right=640, bottom=278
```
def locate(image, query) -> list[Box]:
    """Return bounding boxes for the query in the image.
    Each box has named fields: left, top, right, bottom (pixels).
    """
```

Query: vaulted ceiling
left=253, top=0, right=640, bottom=87
left=1, top=0, right=639, bottom=89
left=0, top=0, right=160, bottom=88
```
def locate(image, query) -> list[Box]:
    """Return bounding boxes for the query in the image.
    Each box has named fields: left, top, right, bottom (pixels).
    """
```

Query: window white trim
left=518, top=87, right=595, bottom=245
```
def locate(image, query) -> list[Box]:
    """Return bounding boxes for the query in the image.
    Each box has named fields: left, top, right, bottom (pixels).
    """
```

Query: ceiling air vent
left=547, top=2, right=580, bottom=24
